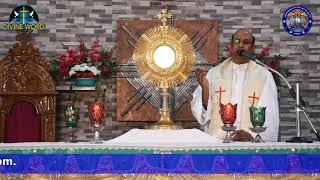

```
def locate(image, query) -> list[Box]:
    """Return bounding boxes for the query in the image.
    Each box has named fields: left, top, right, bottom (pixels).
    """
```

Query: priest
left=191, top=28, right=280, bottom=142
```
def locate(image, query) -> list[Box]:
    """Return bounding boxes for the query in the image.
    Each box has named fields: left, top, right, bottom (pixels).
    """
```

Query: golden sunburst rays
left=133, top=26, right=195, bottom=88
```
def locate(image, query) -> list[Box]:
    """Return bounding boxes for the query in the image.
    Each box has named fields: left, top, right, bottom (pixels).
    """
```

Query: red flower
left=59, top=54, right=66, bottom=60
left=93, top=47, right=100, bottom=54
left=79, top=39, right=85, bottom=50
left=90, top=54, right=100, bottom=62
left=67, top=48, right=74, bottom=55
left=78, top=50, right=86, bottom=62
left=91, top=40, right=99, bottom=49
left=58, top=65, right=69, bottom=77
left=259, top=44, right=272, bottom=57
left=104, top=52, right=112, bottom=60
left=69, top=58, right=77, bottom=66
left=265, top=59, right=279, bottom=70
left=100, top=67, right=109, bottom=74
left=69, top=52, right=77, bottom=60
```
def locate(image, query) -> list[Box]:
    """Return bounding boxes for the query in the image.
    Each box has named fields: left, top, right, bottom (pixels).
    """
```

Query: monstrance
left=133, top=7, right=195, bottom=129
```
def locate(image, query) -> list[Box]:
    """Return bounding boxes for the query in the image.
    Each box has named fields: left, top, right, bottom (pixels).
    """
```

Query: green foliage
left=94, top=76, right=106, bottom=103
left=68, top=85, right=78, bottom=106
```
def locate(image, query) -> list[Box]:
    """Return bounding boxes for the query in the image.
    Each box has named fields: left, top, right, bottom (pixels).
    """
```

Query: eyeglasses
left=232, top=38, right=253, bottom=45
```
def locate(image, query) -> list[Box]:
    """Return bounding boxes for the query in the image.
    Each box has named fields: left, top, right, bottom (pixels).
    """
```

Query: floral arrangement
left=257, top=45, right=289, bottom=73
left=49, top=39, right=117, bottom=80
left=257, top=44, right=290, bottom=85
left=69, top=63, right=100, bottom=78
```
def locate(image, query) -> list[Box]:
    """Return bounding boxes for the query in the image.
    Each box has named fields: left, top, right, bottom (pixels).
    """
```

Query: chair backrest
left=0, top=30, right=58, bottom=142
left=5, top=101, right=41, bottom=143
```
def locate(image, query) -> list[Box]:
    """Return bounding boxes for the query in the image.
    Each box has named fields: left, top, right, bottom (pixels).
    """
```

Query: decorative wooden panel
left=0, top=30, right=58, bottom=142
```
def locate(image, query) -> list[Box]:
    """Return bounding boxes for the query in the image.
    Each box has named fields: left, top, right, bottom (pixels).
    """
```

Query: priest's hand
left=196, top=68, right=208, bottom=88
left=231, top=130, right=254, bottom=142
left=196, top=68, right=209, bottom=110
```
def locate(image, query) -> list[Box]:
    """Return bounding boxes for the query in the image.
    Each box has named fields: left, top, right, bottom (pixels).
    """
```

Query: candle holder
left=249, top=106, right=267, bottom=143
left=250, top=126, right=267, bottom=143
left=64, top=106, right=79, bottom=143
left=221, top=124, right=236, bottom=143
left=65, top=126, right=78, bottom=143
left=88, top=102, right=105, bottom=144
left=220, top=103, right=237, bottom=143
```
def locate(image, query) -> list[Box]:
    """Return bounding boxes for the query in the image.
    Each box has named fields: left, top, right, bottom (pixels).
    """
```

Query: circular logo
left=282, top=6, right=313, bottom=36
left=9, top=4, right=39, bottom=24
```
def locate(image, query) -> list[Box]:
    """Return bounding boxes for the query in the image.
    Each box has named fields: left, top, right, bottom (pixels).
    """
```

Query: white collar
left=232, top=62, right=248, bottom=71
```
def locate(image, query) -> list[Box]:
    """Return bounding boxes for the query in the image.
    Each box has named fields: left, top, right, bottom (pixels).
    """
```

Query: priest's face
left=230, top=29, right=255, bottom=64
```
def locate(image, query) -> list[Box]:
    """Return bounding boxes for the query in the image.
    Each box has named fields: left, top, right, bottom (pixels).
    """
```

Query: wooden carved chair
left=0, top=30, right=58, bottom=142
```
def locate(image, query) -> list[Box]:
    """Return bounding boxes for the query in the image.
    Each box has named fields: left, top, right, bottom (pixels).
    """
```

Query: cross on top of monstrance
left=133, top=3, right=195, bottom=129
left=157, top=0, right=174, bottom=27
left=157, top=7, right=172, bottom=27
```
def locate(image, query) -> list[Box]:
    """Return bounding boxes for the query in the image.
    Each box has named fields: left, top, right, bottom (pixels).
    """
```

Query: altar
left=1, top=129, right=320, bottom=179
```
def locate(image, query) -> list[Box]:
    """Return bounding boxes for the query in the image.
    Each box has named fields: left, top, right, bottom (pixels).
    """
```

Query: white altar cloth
left=1, top=129, right=320, bottom=152
left=105, top=128, right=221, bottom=147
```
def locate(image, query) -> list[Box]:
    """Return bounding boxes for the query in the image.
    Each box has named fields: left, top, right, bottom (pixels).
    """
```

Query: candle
left=64, top=106, right=79, bottom=127
left=88, top=102, right=105, bottom=124
left=220, top=103, right=237, bottom=124
left=249, top=106, right=266, bottom=127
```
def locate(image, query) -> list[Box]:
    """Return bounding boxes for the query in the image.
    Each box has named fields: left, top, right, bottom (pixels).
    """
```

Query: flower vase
left=88, top=102, right=105, bottom=144
left=75, top=77, right=97, bottom=87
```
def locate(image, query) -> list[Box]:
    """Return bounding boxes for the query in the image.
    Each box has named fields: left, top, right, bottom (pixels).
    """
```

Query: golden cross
left=19, top=6, right=29, bottom=24
left=157, top=7, right=172, bottom=27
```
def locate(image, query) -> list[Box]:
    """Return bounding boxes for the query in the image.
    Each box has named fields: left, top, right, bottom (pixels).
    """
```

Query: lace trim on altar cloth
left=1, top=129, right=320, bottom=152
left=1, top=142, right=320, bottom=152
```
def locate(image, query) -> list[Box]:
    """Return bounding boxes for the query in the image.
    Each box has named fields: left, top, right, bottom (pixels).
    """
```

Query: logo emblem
left=9, top=4, right=39, bottom=24
left=1, top=4, right=45, bottom=31
left=282, top=6, right=313, bottom=36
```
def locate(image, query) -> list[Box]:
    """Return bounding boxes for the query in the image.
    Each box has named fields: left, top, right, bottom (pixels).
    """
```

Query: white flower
left=69, top=63, right=101, bottom=77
